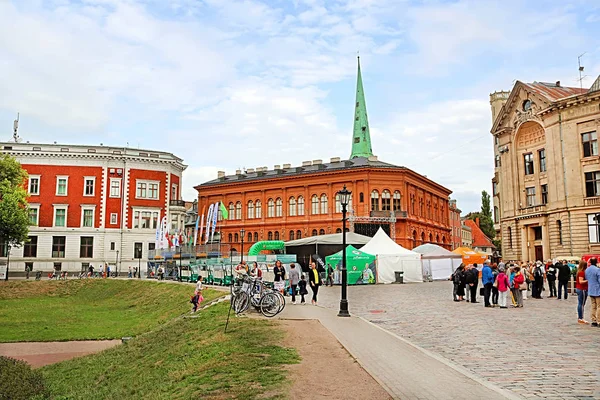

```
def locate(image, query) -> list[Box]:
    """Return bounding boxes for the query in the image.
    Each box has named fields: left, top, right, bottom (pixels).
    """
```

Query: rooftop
left=463, top=219, right=495, bottom=249
left=523, top=81, right=588, bottom=102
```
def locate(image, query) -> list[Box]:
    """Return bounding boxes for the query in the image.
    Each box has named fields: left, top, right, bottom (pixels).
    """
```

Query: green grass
left=0, top=279, right=224, bottom=342
left=41, top=302, right=299, bottom=400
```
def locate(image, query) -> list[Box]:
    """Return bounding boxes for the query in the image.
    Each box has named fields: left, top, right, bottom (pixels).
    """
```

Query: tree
left=465, top=191, right=495, bottom=240
left=0, top=154, right=29, bottom=280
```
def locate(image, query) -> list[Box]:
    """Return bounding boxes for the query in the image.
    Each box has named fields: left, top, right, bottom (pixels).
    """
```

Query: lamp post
left=337, top=185, right=351, bottom=317
left=240, top=228, right=246, bottom=264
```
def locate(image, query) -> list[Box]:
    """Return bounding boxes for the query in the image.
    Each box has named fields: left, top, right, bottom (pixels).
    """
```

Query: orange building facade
left=195, top=58, right=452, bottom=251
left=449, top=199, right=462, bottom=250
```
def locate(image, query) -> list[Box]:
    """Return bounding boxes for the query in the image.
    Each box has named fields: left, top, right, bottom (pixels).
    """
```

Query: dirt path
left=280, top=319, right=391, bottom=400
left=0, top=340, right=121, bottom=368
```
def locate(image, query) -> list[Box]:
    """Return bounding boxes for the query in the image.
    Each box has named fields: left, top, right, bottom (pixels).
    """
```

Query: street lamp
left=337, top=185, right=351, bottom=317
left=240, top=228, right=246, bottom=264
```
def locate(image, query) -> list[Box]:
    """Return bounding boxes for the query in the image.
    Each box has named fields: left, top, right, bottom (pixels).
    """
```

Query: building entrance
left=534, top=245, right=543, bottom=262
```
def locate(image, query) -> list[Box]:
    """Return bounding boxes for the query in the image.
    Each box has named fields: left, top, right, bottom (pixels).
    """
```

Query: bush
left=0, top=356, right=49, bottom=400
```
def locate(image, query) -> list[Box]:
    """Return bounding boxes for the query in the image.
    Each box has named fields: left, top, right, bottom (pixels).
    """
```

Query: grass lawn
left=0, top=279, right=223, bottom=342
left=41, top=302, right=299, bottom=400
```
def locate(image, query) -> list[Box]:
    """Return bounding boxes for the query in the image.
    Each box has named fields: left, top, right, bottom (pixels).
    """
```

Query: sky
left=1, top=0, right=600, bottom=214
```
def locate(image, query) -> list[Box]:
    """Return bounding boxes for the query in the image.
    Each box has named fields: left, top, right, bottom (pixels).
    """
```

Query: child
left=298, top=275, right=308, bottom=305
left=191, top=276, right=204, bottom=313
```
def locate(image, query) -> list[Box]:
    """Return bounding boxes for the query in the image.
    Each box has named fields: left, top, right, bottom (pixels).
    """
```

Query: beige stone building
left=461, top=223, right=472, bottom=248
left=490, top=76, right=600, bottom=261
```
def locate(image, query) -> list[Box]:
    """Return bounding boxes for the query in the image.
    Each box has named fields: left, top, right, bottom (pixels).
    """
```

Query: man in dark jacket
left=546, top=261, right=557, bottom=297
left=466, top=264, right=479, bottom=303
left=557, top=260, right=571, bottom=300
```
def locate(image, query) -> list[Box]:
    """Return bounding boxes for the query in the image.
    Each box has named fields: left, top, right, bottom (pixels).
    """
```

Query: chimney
left=283, top=163, right=291, bottom=169
left=475, top=217, right=480, bottom=227
left=235, top=169, right=241, bottom=175
left=555, top=81, right=561, bottom=87
left=302, top=160, right=312, bottom=167
left=274, top=164, right=281, bottom=170
left=217, top=171, right=225, bottom=178
left=312, top=159, right=322, bottom=165
left=247, top=168, right=255, bottom=173
left=330, top=157, right=341, bottom=163
left=368, top=155, right=378, bottom=161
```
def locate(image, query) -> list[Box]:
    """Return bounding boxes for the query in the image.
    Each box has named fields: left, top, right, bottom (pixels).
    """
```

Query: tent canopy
left=325, top=245, right=376, bottom=285
left=360, top=228, right=419, bottom=256
left=284, top=232, right=371, bottom=247
left=452, top=247, right=487, bottom=265
left=413, top=243, right=462, bottom=259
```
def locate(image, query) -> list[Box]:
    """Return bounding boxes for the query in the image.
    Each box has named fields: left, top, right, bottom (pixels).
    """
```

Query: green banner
left=325, top=245, right=376, bottom=285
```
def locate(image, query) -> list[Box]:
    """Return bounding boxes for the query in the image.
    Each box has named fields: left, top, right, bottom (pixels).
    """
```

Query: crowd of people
left=451, top=258, right=600, bottom=326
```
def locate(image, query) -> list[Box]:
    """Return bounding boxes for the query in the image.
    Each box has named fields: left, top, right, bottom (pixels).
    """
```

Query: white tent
left=412, top=243, right=463, bottom=281
left=360, top=228, right=424, bottom=283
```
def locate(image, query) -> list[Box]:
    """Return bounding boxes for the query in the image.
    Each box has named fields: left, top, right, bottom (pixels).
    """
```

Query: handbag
left=493, top=277, right=498, bottom=289
left=479, top=287, right=485, bottom=296
left=519, top=282, right=527, bottom=290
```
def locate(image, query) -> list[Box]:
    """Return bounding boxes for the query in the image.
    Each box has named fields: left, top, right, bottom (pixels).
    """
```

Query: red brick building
left=195, top=59, right=452, bottom=252
left=0, top=142, right=186, bottom=274
left=449, top=199, right=462, bottom=250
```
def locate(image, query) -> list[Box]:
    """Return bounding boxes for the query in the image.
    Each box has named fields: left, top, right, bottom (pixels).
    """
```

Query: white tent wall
left=424, top=258, right=462, bottom=281
left=376, top=255, right=424, bottom=283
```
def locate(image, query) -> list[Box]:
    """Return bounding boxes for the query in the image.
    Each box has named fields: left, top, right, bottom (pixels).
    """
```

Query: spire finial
left=350, top=56, right=373, bottom=159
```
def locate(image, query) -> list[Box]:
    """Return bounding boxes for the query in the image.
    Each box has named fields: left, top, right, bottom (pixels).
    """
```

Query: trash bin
left=394, top=271, right=404, bottom=284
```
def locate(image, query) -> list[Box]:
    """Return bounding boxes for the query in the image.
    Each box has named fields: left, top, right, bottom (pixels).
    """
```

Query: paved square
left=315, top=282, right=600, bottom=400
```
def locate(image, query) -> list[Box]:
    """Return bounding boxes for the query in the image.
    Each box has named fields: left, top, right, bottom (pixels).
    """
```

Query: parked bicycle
left=230, top=274, right=285, bottom=318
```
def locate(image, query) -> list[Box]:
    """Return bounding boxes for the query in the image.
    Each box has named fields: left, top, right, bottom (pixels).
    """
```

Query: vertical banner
left=204, top=204, right=214, bottom=244
left=210, top=201, right=219, bottom=243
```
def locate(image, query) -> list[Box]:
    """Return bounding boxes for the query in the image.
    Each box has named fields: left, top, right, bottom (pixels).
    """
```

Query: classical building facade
left=461, top=223, right=472, bottom=248
left=491, top=76, right=600, bottom=261
left=0, top=142, right=187, bottom=274
left=195, top=59, right=452, bottom=254
left=449, top=199, right=462, bottom=250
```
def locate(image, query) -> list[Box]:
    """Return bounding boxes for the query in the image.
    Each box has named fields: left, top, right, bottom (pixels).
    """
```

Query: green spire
left=350, top=56, right=373, bottom=159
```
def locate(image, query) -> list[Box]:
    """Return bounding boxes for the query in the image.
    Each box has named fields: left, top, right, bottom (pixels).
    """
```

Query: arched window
left=359, top=192, right=364, bottom=203
left=441, top=236, right=446, bottom=245
left=320, top=194, right=328, bottom=214
left=421, top=231, right=425, bottom=243
left=267, top=198, right=275, bottom=217
left=234, top=233, right=239, bottom=242
left=410, top=195, right=415, bottom=214
left=494, top=206, right=499, bottom=223
left=436, top=234, right=440, bottom=243
left=228, top=202, right=234, bottom=219
left=319, top=229, right=325, bottom=235
left=434, top=204, right=438, bottom=221
left=312, top=229, right=318, bottom=236
left=335, top=193, right=341, bottom=213
left=381, top=190, right=391, bottom=211
left=412, top=230, right=417, bottom=248
left=289, top=197, right=297, bottom=216
left=429, top=233, right=433, bottom=242
left=311, top=195, right=319, bottom=214
left=247, top=232, right=252, bottom=242
left=441, top=205, right=445, bottom=220
left=254, top=232, right=258, bottom=242
left=247, top=201, right=254, bottom=219
left=336, top=228, right=342, bottom=233
left=298, top=196, right=305, bottom=215
left=289, top=230, right=295, bottom=240
left=274, top=231, right=280, bottom=240
left=275, top=198, right=282, bottom=217
left=235, top=201, right=242, bottom=220
left=268, top=231, right=273, bottom=240
left=393, top=191, right=401, bottom=211
left=296, top=230, right=302, bottom=239
left=419, top=198, right=424, bottom=216
left=228, top=233, right=233, bottom=243
left=255, top=200, right=262, bottom=218
left=508, top=227, right=512, bottom=248
left=427, top=200, right=431, bottom=219
left=371, top=190, right=380, bottom=211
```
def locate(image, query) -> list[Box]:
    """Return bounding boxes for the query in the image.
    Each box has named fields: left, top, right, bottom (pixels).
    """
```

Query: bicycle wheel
left=259, top=292, right=281, bottom=318
left=276, top=291, right=285, bottom=314
left=233, top=292, right=250, bottom=314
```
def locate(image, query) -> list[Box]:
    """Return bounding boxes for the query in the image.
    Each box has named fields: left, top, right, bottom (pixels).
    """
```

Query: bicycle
left=231, top=275, right=284, bottom=318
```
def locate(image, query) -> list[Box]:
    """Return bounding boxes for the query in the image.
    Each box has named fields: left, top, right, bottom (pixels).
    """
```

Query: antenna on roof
left=578, top=52, right=588, bottom=90
left=12, top=113, right=21, bottom=143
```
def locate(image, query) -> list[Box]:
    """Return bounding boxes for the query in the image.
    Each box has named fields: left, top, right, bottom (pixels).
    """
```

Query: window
left=296, top=230, right=302, bottom=239
left=141, top=212, right=151, bottom=229
left=56, top=176, right=68, bottom=196
left=234, top=233, right=239, bottom=242
left=133, top=210, right=159, bottom=229
left=80, top=237, right=94, bottom=258
left=557, top=220, right=563, bottom=245
left=289, top=230, right=295, bottom=240
left=235, top=202, right=242, bottom=220
left=229, top=203, right=235, bottom=219
left=311, top=195, right=319, bottom=215
left=359, top=192, right=364, bottom=203
left=148, top=243, right=155, bottom=252
left=427, top=200, right=432, bottom=219
left=84, top=177, right=95, bottom=196
left=274, top=232, right=280, bottom=240
left=319, top=229, right=325, bottom=235
left=393, top=191, right=401, bottom=211
left=533, top=226, right=542, bottom=241
left=541, top=184, right=548, bottom=205
left=495, top=154, right=501, bottom=168
left=492, top=182, right=498, bottom=196
left=268, top=231, right=273, bottom=240
left=494, top=206, right=499, bottom=223
left=247, top=232, right=252, bottom=242
left=28, top=176, right=40, bottom=195
left=526, top=187, right=536, bottom=207
left=371, top=190, right=379, bottom=211
left=54, top=207, right=67, bottom=227
left=110, top=213, right=118, bottom=225
left=23, top=236, right=38, bottom=258
left=110, top=242, right=115, bottom=251
left=253, top=232, right=258, bottom=242
left=134, top=242, right=143, bottom=259
left=320, top=194, right=328, bottom=214
left=267, top=198, right=275, bottom=218
left=136, top=181, right=159, bottom=199
left=137, top=182, right=147, bottom=198
left=589, top=214, right=600, bottom=243
left=275, top=198, right=282, bottom=217
left=410, top=195, right=415, bottom=214
left=134, top=211, right=140, bottom=229
left=52, top=236, right=66, bottom=258
left=582, top=131, right=598, bottom=157
left=419, top=198, right=424, bottom=216
left=110, top=179, right=121, bottom=197
left=171, top=184, right=178, bottom=200
left=289, top=197, right=296, bottom=216
left=585, top=171, right=600, bottom=197
left=228, top=233, right=233, bottom=243
left=508, top=227, right=512, bottom=248
left=148, top=183, right=159, bottom=199
left=524, top=153, right=534, bottom=175
left=538, top=149, right=546, bottom=173
left=335, top=194, right=341, bottom=213
left=255, top=200, right=262, bottom=218
left=381, top=190, right=391, bottom=211
left=297, top=196, right=304, bottom=215
left=336, top=228, right=342, bottom=233
left=312, top=229, right=318, bottom=236
left=247, top=201, right=255, bottom=219
left=28, top=206, right=39, bottom=226
left=82, top=208, right=94, bottom=227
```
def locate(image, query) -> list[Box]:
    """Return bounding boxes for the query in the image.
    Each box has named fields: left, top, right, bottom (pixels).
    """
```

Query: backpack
left=534, top=266, right=542, bottom=278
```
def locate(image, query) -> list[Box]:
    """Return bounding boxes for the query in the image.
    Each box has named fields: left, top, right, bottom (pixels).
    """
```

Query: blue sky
left=1, top=0, right=599, bottom=213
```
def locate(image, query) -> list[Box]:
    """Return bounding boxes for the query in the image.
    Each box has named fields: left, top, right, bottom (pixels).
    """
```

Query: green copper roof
left=350, top=57, right=374, bottom=159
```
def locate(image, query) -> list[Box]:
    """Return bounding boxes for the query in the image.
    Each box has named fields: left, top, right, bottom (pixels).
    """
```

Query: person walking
left=289, top=263, right=300, bottom=304
left=464, top=265, right=471, bottom=302
left=497, top=266, right=511, bottom=308
left=128, top=266, right=132, bottom=278
left=585, top=258, right=600, bottom=327
left=466, top=263, right=479, bottom=303
left=491, top=264, right=499, bottom=307
left=298, top=275, right=308, bottom=304
left=557, top=260, right=571, bottom=300
left=273, top=260, right=286, bottom=294
left=546, top=260, right=557, bottom=298
left=482, top=261, right=494, bottom=307
left=326, top=264, right=334, bottom=287
left=576, top=261, right=589, bottom=324
left=512, top=266, right=525, bottom=308
left=308, top=262, right=321, bottom=305
left=451, top=264, right=465, bottom=301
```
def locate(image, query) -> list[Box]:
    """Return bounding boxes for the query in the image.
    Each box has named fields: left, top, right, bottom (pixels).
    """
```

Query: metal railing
left=170, top=199, right=186, bottom=207
left=517, top=204, right=547, bottom=215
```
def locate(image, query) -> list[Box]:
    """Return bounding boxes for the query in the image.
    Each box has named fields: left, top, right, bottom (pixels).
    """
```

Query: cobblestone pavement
left=315, top=282, right=600, bottom=400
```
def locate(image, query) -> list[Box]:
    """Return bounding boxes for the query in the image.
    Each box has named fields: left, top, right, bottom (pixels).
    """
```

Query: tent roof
left=413, top=243, right=462, bottom=258
left=360, top=228, right=420, bottom=256
left=452, top=247, right=480, bottom=256
left=284, top=232, right=372, bottom=247
left=325, top=245, right=375, bottom=261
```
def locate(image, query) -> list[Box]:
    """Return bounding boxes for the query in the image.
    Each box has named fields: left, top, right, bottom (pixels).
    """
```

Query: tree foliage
left=0, top=154, right=29, bottom=248
left=465, top=191, right=496, bottom=240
